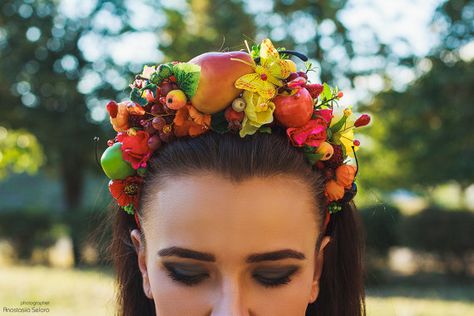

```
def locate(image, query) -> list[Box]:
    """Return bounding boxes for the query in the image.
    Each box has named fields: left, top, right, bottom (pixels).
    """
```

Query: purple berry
left=152, top=117, right=166, bottom=131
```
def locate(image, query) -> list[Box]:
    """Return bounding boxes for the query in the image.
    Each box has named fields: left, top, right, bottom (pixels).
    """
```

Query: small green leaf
left=251, top=44, right=261, bottom=59
left=150, top=63, right=174, bottom=85
left=258, top=126, right=272, bottom=134
left=304, top=152, right=324, bottom=165
left=137, top=168, right=147, bottom=177
left=130, top=87, right=147, bottom=106
left=326, top=128, right=333, bottom=140
left=123, top=204, right=135, bottom=215
left=173, top=62, right=201, bottom=99
left=142, top=82, right=157, bottom=92
left=322, top=83, right=332, bottom=101
left=330, top=115, right=347, bottom=133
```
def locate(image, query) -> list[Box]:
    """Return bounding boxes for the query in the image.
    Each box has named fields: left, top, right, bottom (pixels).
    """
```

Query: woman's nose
left=211, top=277, right=250, bottom=316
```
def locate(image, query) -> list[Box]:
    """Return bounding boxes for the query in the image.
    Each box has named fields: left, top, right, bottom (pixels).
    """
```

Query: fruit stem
left=278, top=50, right=308, bottom=61
left=314, top=95, right=339, bottom=109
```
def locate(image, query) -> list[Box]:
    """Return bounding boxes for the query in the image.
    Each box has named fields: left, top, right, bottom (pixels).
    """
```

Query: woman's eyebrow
left=158, top=247, right=306, bottom=263
left=158, top=246, right=215, bottom=262
left=246, top=249, right=306, bottom=263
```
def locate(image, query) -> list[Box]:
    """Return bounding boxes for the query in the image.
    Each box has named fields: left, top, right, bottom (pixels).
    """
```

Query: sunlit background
left=0, top=0, right=473, bottom=315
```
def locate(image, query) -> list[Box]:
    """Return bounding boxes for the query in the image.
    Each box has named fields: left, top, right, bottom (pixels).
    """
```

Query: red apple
left=273, top=88, right=313, bottom=128
left=189, top=51, right=254, bottom=114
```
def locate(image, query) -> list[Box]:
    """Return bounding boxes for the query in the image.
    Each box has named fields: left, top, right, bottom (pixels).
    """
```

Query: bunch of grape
left=138, top=80, right=180, bottom=151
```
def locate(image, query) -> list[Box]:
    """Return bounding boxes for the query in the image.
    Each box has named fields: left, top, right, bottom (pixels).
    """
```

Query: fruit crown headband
left=99, top=38, right=371, bottom=227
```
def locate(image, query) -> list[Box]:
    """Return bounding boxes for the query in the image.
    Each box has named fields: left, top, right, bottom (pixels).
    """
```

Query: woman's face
left=131, top=172, right=330, bottom=316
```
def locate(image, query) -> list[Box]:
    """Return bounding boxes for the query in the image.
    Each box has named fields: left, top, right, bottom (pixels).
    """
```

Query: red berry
left=286, top=72, right=299, bottom=82
left=148, top=134, right=162, bottom=151
left=354, top=114, right=371, bottom=127
left=353, top=139, right=360, bottom=146
left=106, top=100, right=118, bottom=118
left=337, top=91, right=344, bottom=99
left=297, top=71, right=308, bottom=79
left=260, top=73, right=268, bottom=81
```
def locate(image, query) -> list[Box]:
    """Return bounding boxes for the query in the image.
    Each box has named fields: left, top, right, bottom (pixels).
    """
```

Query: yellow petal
left=260, top=38, right=280, bottom=61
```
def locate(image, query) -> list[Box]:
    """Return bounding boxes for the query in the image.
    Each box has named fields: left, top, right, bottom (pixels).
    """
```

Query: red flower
left=108, top=176, right=144, bottom=212
left=354, top=114, right=371, bottom=127
left=117, top=130, right=151, bottom=169
left=287, top=109, right=332, bottom=147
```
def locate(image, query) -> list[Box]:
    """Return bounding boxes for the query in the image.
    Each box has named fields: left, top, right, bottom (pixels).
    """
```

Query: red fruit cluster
left=324, top=144, right=344, bottom=170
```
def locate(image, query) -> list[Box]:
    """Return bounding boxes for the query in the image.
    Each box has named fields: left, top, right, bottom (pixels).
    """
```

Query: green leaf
left=251, top=43, right=261, bottom=59
left=137, top=168, right=147, bottom=177
left=326, top=128, right=333, bottom=140
left=322, top=83, right=332, bottom=101
left=304, top=151, right=324, bottom=165
left=142, top=82, right=157, bottom=92
left=150, top=63, right=174, bottom=85
left=210, top=110, right=229, bottom=134
left=258, top=126, right=272, bottom=134
left=130, top=87, right=147, bottom=106
left=172, top=62, right=201, bottom=99
left=330, top=115, right=347, bottom=133
left=123, top=204, right=135, bottom=215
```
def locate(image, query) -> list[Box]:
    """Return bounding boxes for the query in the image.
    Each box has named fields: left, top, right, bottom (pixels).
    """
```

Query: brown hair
left=109, top=130, right=366, bottom=316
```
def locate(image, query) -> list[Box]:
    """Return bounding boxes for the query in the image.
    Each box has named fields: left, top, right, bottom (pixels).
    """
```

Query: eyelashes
left=163, top=263, right=209, bottom=286
left=252, top=266, right=299, bottom=288
left=163, top=263, right=300, bottom=288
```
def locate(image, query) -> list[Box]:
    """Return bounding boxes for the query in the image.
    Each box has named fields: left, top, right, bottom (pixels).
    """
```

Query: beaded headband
left=99, top=38, right=371, bottom=228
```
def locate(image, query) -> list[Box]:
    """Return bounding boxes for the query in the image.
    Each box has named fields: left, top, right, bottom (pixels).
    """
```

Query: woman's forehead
left=142, top=173, right=319, bottom=259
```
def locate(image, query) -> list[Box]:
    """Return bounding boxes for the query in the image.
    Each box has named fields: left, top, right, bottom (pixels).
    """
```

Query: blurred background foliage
left=0, top=0, right=473, bottom=314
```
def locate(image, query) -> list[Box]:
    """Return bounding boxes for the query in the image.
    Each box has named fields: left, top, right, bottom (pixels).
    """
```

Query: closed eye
left=252, top=266, right=300, bottom=288
left=163, top=262, right=209, bottom=286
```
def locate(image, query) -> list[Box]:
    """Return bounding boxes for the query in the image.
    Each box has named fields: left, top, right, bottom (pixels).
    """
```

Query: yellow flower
left=331, top=106, right=359, bottom=157
left=232, top=38, right=291, bottom=100
left=239, top=90, right=275, bottom=137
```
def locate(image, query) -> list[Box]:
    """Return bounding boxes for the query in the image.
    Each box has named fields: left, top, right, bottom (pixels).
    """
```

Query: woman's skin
left=131, top=172, right=331, bottom=316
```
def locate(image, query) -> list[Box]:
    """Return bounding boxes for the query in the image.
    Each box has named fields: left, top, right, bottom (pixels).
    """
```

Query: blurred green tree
left=0, top=0, right=141, bottom=264
left=158, top=0, right=390, bottom=86
left=0, top=126, right=44, bottom=179
left=361, top=0, right=474, bottom=203
left=158, top=0, right=257, bottom=61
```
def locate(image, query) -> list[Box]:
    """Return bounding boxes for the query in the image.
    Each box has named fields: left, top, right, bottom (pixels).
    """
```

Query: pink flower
left=313, top=109, right=333, bottom=124
left=117, top=131, right=151, bottom=169
left=287, top=118, right=328, bottom=147
left=286, top=108, right=332, bottom=147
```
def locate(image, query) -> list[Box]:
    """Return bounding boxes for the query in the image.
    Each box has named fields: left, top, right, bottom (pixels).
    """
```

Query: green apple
left=100, top=142, right=135, bottom=179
